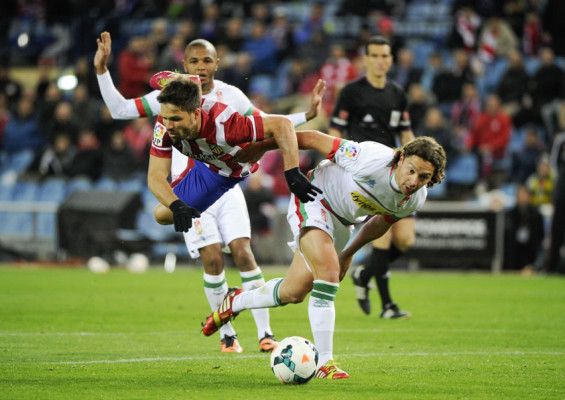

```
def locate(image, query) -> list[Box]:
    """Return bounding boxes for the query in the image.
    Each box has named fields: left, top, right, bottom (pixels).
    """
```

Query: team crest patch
left=153, top=122, right=166, bottom=146
left=339, top=143, right=359, bottom=160
left=209, top=144, right=224, bottom=156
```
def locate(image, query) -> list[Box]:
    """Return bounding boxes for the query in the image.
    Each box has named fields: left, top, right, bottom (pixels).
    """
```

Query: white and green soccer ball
left=270, top=336, right=318, bottom=384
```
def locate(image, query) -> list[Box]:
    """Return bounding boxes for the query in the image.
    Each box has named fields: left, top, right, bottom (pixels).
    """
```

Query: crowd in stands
left=0, top=0, right=564, bottom=271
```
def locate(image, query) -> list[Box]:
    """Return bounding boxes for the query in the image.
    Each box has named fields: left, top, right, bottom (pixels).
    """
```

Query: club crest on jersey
left=339, top=143, right=359, bottom=160
left=209, top=144, right=224, bottom=156
left=153, top=122, right=166, bottom=146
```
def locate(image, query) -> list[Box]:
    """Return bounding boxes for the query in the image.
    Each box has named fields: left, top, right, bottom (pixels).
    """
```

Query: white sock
left=309, top=280, right=339, bottom=367
left=232, top=278, right=284, bottom=313
left=240, top=268, right=273, bottom=340
left=203, top=271, right=236, bottom=337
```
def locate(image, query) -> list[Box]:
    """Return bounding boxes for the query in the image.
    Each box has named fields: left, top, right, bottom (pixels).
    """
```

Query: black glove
left=284, top=167, right=323, bottom=203
left=169, top=199, right=201, bottom=232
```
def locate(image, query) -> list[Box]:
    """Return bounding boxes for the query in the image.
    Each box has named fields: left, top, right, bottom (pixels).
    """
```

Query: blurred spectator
left=510, top=126, right=545, bottom=183
left=319, top=44, right=358, bottom=116
left=156, top=34, right=185, bottom=72
left=45, top=101, right=80, bottom=145
left=94, top=106, right=126, bottom=146
left=502, top=0, right=528, bottom=39
left=149, top=19, right=170, bottom=57
left=531, top=47, right=565, bottom=138
left=242, top=171, right=276, bottom=237
left=69, top=129, right=103, bottom=181
left=199, top=3, right=221, bottom=43
left=433, top=49, right=475, bottom=112
left=36, top=133, right=76, bottom=179
left=477, top=15, right=519, bottom=63
left=118, top=36, right=155, bottom=98
left=420, top=52, right=443, bottom=94
left=496, top=49, right=530, bottom=116
left=74, top=56, right=100, bottom=97
left=542, top=0, right=565, bottom=56
left=242, top=21, right=278, bottom=75
left=122, top=118, right=153, bottom=165
left=35, top=60, right=55, bottom=101
left=37, top=82, right=63, bottom=127
left=219, top=52, right=253, bottom=95
left=465, top=94, right=512, bottom=184
left=269, top=8, right=296, bottom=63
left=217, top=17, right=245, bottom=53
left=295, top=2, right=328, bottom=45
left=417, top=107, right=461, bottom=163
left=526, top=154, right=555, bottom=207
left=101, top=130, right=138, bottom=181
left=407, top=83, right=431, bottom=133
left=3, top=97, right=45, bottom=154
left=522, top=12, right=543, bottom=56
left=451, top=82, right=482, bottom=140
left=504, top=185, right=545, bottom=271
left=71, top=84, right=100, bottom=132
left=0, top=93, right=10, bottom=148
left=296, top=29, right=331, bottom=73
left=448, top=6, right=481, bottom=52
left=0, top=64, right=23, bottom=110
left=547, top=131, right=565, bottom=272
left=389, top=48, right=422, bottom=91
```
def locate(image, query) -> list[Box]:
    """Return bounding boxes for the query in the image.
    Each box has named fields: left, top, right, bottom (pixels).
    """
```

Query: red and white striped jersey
left=150, top=98, right=265, bottom=178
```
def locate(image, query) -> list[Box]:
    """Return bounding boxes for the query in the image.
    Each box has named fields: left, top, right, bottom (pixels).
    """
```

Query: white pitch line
left=1, top=351, right=563, bottom=367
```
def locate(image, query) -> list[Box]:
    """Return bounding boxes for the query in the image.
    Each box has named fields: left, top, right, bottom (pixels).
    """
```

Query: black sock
left=389, top=243, right=404, bottom=263
left=372, top=248, right=392, bottom=308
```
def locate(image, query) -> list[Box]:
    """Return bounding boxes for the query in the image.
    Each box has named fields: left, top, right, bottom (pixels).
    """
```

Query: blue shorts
left=172, top=160, right=244, bottom=213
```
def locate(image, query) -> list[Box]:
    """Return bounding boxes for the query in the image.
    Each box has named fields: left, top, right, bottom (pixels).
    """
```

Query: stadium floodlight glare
left=57, top=74, right=78, bottom=91
left=17, top=33, right=29, bottom=47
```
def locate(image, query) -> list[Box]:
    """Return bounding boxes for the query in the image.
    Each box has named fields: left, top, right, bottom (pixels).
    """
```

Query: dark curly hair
left=156, top=79, right=202, bottom=113
left=387, top=136, right=446, bottom=188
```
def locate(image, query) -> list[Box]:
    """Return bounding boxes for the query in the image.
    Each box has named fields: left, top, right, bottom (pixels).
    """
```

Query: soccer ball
left=270, top=336, right=318, bottom=384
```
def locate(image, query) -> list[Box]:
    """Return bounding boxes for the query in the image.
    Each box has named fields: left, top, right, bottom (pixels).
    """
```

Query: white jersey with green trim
left=313, top=139, right=427, bottom=223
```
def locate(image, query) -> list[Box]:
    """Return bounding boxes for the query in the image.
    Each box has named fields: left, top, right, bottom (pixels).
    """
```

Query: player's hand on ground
left=94, top=31, right=112, bottom=74
left=306, top=79, right=326, bottom=121
left=169, top=199, right=201, bottom=232
left=284, top=167, right=322, bottom=203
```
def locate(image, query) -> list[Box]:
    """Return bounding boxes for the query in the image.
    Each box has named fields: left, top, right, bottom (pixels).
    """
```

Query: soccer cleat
left=202, top=287, right=242, bottom=336
left=315, top=360, right=350, bottom=379
left=220, top=335, right=243, bottom=353
left=351, top=265, right=371, bottom=315
left=259, top=333, right=278, bottom=353
left=380, top=302, right=411, bottom=319
left=149, top=71, right=201, bottom=90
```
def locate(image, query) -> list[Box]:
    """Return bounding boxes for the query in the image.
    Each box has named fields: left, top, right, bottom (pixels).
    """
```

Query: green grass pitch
left=1, top=266, right=564, bottom=399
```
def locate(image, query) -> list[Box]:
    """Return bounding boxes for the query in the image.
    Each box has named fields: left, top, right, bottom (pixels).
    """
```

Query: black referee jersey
left=330, top=76, right=411, bottom=148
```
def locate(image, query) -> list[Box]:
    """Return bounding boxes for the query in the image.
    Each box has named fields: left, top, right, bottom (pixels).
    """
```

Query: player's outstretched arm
left=94, top=31, right=161, bottom=120
left=305, top=79, right=326, bottom=121
left=338, top=215, right=392, bottom=281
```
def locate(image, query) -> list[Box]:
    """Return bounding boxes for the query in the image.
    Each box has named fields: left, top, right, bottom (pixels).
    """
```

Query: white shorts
left=172, top=148, right=251, bottom=259
left=286, top=194, right=354, bottom=270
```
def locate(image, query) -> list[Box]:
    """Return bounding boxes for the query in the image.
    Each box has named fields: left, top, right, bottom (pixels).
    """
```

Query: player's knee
left=284, top=291, right=308, bottom=304
left=202, top=253, right=224, bottom=274
left=395, top=236, right=415, bottom=252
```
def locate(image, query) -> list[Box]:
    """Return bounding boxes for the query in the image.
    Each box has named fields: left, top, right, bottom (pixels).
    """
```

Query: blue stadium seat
left=118, top=177, right=144, bottom=193
left=427, top=176, right=448, bottom=199
left=94, top=177, right=119, bottom=191
left=141, top=186, right=159, bottom=212
left=66, top=176, right=93, bottom=196
left=1, top=212, right=34, bottom=236
left=0, top=182, right=16, bottom=201
left=249, top=75, right=274, bottom=99
left=136, top=210, right=176, bottom=242
left=37, top=178, right=66, bottom=202
left=447, top=153, right=479, bottom=185
left=37, top=212, right=57, bottom=238
left=12, top=181, right=39, bottom=202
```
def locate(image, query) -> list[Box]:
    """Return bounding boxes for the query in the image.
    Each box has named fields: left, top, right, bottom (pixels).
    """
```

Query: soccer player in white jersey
left=202, top=133, right=446, bottom=379
left=94, top=32, right=325, bottom=353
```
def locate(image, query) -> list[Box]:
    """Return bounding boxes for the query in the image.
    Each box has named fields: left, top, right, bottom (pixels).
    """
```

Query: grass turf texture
left=0, top=266, right=564, bottom=399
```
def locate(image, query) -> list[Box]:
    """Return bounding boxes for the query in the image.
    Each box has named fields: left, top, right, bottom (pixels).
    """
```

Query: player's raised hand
left=305, top=79, right=326, bottom=121
left=94, top=31, right=112, bottom=75
left=284, top=167, right=323, bottom=203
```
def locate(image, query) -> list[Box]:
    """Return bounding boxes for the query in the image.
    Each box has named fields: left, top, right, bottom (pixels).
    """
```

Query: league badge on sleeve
left=153, top=122, right=166, bottom=146
left=338, top=142, right=360, bottom=160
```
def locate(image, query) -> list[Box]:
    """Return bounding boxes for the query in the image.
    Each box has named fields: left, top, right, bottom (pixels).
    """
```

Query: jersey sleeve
left=149, top=118, right=173, bottom=158
left=331, top=140, right=391, bottom=179
left=96, top=71, right=161, bottom=119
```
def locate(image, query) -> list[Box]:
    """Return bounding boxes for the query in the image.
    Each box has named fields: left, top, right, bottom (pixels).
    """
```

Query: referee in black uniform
left=329, top=35, right=415, bottom=319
